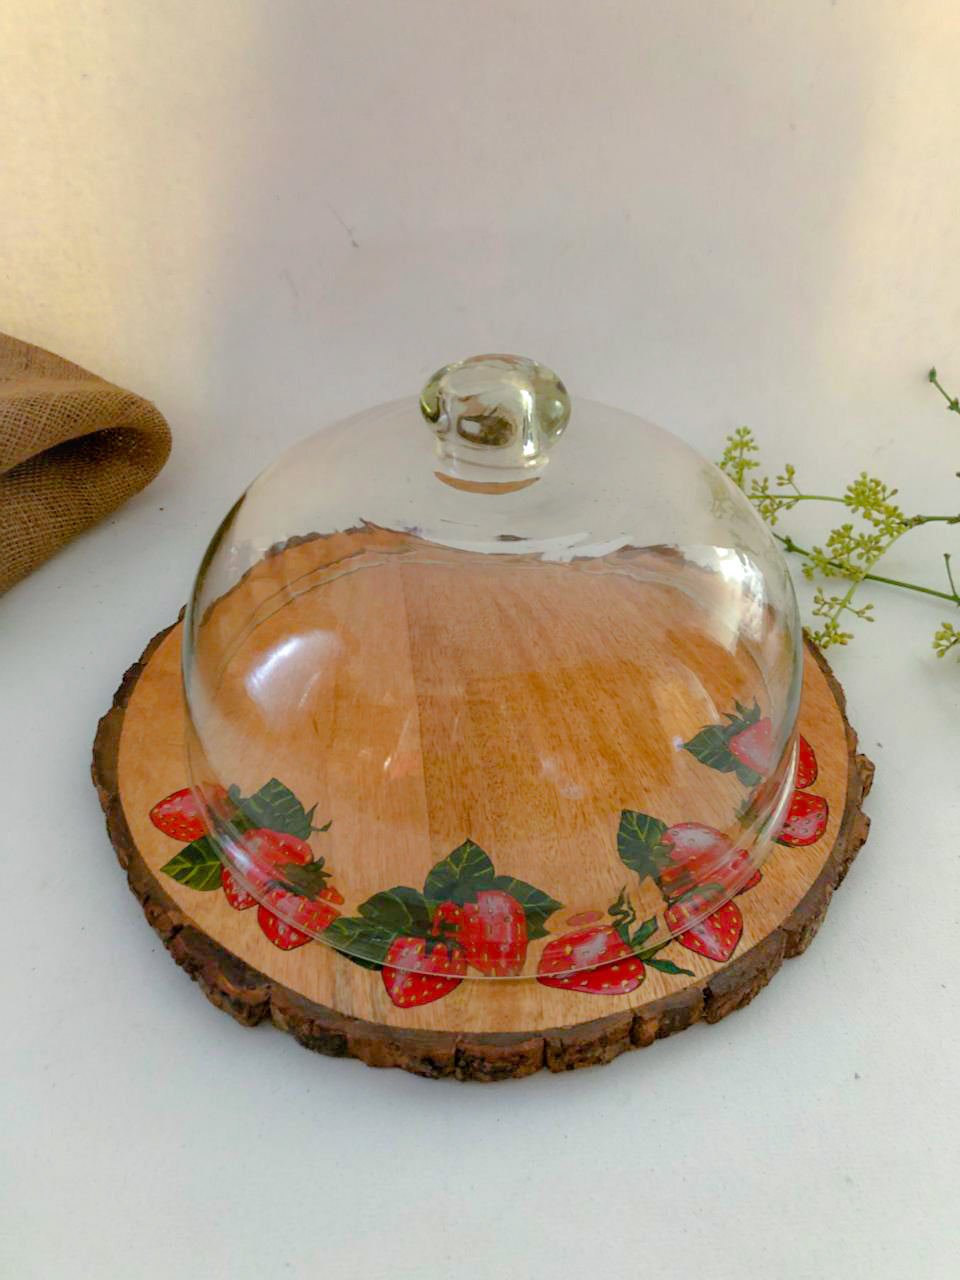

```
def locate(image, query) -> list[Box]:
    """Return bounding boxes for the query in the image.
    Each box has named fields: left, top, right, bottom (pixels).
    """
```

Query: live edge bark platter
left=92, top=534, right=872, bottom=1082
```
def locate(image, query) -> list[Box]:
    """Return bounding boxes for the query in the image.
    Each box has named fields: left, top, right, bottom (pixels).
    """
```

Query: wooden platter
left=92, top=532, right=872, bottom=1080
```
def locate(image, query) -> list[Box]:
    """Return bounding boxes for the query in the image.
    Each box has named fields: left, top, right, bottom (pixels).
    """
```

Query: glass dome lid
left=183, top=354, right=802, bottom=983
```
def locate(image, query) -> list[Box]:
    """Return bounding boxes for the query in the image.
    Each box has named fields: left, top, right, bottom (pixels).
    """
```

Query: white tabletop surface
left=2, top=3, right=959, bottom=1276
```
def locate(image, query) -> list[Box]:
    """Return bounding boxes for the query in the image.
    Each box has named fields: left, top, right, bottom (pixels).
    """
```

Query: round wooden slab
left=92, top=545, right=872, bottom=1081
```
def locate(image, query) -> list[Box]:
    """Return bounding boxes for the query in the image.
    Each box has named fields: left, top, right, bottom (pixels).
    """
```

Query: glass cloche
left=183, top=355, right=802, bottom=986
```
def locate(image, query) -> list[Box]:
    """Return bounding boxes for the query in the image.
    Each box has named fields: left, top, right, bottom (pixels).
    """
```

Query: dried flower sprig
left=719, top=370, right=960, bottom=656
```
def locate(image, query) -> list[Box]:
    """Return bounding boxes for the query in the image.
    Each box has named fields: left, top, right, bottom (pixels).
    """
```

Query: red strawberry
left=660, top=823, right=732, bottom=899
left=256, top=906, right=312, bottom=950
left=777, top=791, right=828, bottom=847
left=566, top=910, right=604, bottom=926
left=238, top=828, right=343, bottom=950
left=381, top=937, right=466, bottom=1007
left=222, top=867, right=256, bottom=910
left=431, top=900, right=464, bottom=939
left=796, top=735, right=818, bottom=789
left=256, top=889, right=343, bottom=949
left=661, top=824, right=762, bottom=902
left=240, top=828, right=314, bottom=890
left=149, top=785, right=227, bottom=842
left=461, top=890, right=528, bottom=976
left=257, top=883, right=343, bottom=950
left=737, top=868, right=762, bottom=894
left=665, top=898, right=743, bottom=963
left=729, top=716, right=774, bottom=775
left=723, top=847, right=762, bottom=894
left=536, top=926, right=646, bottom=994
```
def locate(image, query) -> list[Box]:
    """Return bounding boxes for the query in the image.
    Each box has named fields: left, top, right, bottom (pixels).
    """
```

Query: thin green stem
left=768, top=493, right=957, bottom=524
left=785, top=493, right=847, bottom=504
left=776, top=534, right=960, bottom=605
left=945, top=554, right=958, bottom=600
left=832, top=579, right=860, bottom=621
left=929, top=368, right=960, bottom=412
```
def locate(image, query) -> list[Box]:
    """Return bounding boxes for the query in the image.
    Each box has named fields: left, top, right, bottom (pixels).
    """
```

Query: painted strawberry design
left=321, top=838, right=562, bottom=1000
left=461, top=889, right=528, bottom=976
left=381, top=937, right=466, bottom=1007
left=682, top=700, right=772, bottom=785
left=257, top=886, right=344, bottom=950
left=729, top=716, right=774, bottom=776
left=684, top=705, right=823, bottom=813
left=537, top=888, right=692, bottom=994
left=737, top=867, right=762, bottom=894
left=618, top=812, right=748, bottom=965
left=238, top=828, right=312, bottom=889
left=777, top=791, right=828, bottom=847
left=238, top=828, right=343, bottom=950
left=156, top=777, right=333, bottom=901
left=722, top=846, right=762, bottom=894
left=256, top=907, right=309, bottom=950
left=256, top=879, right=345, bottom=951
left=537, top=925, right=646, bottom=994
left=659, top=823, right=759, bottom=900
left=149, top=785, right=228, bottom=842
left=256, top=894, right=343, bottom=950
left=431, top=900, right=464, bottom=938
left=659, top=822, right=732, bottom=899
left=665, top=897, right=743, bottom=963
left=796, top=735, right=818, bottom=789
left=565, top=910, right=604, bottom=927
left=424, top=889, right=530, bottom=976
left=222, top=867, right=256, bottom=910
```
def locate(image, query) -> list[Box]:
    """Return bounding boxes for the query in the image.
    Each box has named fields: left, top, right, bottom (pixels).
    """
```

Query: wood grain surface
left=92, top=533, right=872, bottom=1080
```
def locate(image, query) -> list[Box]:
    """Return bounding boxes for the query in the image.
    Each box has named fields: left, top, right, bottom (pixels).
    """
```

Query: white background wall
left=2, top=4, right=958, bottom=1277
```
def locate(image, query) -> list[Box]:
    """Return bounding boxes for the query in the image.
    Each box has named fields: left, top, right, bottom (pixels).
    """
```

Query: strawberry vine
left=719, top=369, right=960, bottom=657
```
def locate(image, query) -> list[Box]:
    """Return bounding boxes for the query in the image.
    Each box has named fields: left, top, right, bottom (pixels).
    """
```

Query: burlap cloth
left=0, top=333, right=171, bottom=594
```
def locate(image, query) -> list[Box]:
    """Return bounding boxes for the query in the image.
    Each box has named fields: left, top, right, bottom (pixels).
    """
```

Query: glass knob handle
left=420, top=354, right=570, bottom=485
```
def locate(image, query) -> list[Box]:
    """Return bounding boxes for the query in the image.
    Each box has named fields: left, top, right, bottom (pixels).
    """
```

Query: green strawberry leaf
left=733, top=761, right=762, bottom=787
left=608, top=885, right=634, bottom=921
left=488, top=876, right=562, bottom=939
left=607, top=886, right=636, bottom=943
left=358, top=886, right=432, bottom=937
left=617, top=810, right=670, bottom=882
left=315, top=818, right=333, bottom=832
left=628, top=914, right=658, bottom=949
left=442, top=882, right=479, bottom=906
left=423, top=839, right=495, bottom=901
left=234, top=778, right=315, bottom=839
left=685, top=703, right=764, bottom=786
left=267, top=859, right=330, bottom=899
left=323, top=916, right=394, bottom=967
left=160, top=837, right=222, bottom=891
left=682, top=725, right=739, bottom=774
left=644, top=956, right=694, bottom=977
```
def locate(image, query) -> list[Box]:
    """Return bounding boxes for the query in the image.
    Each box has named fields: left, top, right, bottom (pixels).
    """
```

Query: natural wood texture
left=92, top=534, right=872, bottom=1080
